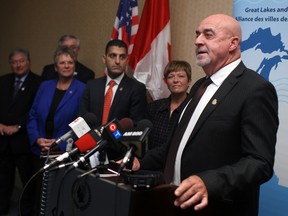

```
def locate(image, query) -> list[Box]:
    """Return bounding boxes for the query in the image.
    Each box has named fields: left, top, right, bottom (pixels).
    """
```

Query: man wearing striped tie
left=0, top=48, right=41, bottom=215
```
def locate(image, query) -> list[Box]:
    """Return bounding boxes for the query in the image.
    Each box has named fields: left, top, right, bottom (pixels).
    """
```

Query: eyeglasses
left=10, top=59, right=27, bottom=65
left=57, top=61, right=75, bottom=66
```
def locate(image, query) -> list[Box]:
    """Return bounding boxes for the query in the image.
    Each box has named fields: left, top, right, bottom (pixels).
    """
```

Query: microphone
left=49, top=161, right=75, bottom=171
left=118, top=119, right=152, bottom=172
left=101, top=117, right=134, bottom=147
left=41, top=131, right=98, bottom=171
left=70, top=140, right=108, bottom=170
left=68, top=118, right=132, bottom=170
left=121, top=119, right=152, bottom=157
left=42, top=118, right=134, bottom=172
left=50, top=112, right=97, bottom=149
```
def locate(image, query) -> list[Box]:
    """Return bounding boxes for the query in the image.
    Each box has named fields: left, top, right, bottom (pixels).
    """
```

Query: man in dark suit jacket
left=79, top=39, right=147, bottom=160
left=41, top=34, right=95, bottom=83
left=136, top=14, right=278, bottom=216
left=0, top=48, right=41, bottom=215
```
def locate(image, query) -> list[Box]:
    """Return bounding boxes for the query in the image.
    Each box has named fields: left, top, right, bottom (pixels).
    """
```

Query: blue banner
left=234, top=0, right=288, bottom=215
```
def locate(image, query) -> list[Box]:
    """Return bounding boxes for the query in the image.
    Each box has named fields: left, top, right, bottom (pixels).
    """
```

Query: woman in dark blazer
left=147, top=60, right=191, bottom=150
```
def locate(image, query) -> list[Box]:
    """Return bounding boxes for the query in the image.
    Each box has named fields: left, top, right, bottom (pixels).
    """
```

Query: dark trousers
left=0, top=148, right=35, bottom=215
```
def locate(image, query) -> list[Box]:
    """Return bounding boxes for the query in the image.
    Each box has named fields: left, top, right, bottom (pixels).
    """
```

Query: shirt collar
left=210, top=59, right=241, bottom=87
left=158, top=97, right=171, bottom=112
left=15, top=71, right=29, bottom=82
left=106, top=73, right=124, bottom=86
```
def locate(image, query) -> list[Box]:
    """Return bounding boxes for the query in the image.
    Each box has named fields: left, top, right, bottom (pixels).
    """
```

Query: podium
left=40, top=167, right=195, bottom=216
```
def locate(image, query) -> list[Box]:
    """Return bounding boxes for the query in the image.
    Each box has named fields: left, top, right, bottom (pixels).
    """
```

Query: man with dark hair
left=0, top=48, right=41, bottom=215
left=79, top=39, right=147, bottom=160
left=41, top=34, right=95, bottom=83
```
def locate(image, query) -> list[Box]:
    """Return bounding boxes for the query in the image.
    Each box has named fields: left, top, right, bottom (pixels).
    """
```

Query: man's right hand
left=0, top=123, right=6, bottom=135
left=132, top=157, right=141, bottom=171
left=116, top=157, right=141, bottom=171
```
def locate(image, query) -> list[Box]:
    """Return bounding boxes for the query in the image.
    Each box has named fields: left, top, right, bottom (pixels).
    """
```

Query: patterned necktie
left=163, top=77, right=212, bottom=183
left=14, top=79, right=22, bottom=97
left=102, top=80, right=117, bottom=125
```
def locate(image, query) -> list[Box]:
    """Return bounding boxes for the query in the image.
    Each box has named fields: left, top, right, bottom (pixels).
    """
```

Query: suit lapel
left=12, top=72, right=32, bottom=104
left=6, top=75, right=16, bottom=107
left=98, top=77, right=107, bottom=118
left=187, top=62, right=246, bottom=142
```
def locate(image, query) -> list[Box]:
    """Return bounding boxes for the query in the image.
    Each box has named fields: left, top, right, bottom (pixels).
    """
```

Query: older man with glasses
left=0, top=48, right=41, bottom=215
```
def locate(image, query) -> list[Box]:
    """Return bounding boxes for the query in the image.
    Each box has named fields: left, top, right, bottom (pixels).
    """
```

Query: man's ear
left=102, top=55, right=106, bottom=64
left=229, top=36, right=240, bottom=51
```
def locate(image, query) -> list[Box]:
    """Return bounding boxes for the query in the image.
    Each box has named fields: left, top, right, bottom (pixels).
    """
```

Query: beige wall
left=0, top=0, right=232, bottom=83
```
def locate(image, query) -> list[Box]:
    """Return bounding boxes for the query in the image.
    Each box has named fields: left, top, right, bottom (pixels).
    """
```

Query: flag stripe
left=129, top=0, right=170, bottom=71
left=111, top=0, right=138, bottom=56
left=130, top=0, right=171, bottom=100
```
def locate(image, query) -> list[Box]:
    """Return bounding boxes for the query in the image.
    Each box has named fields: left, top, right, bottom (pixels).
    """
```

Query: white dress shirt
left=89, top=73, right=125, bottom=168
left=173, top=59, right=241, bottom=185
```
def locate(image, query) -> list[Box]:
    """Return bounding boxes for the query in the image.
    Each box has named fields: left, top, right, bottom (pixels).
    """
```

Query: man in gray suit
left=41, top=35, right=95, bottom=83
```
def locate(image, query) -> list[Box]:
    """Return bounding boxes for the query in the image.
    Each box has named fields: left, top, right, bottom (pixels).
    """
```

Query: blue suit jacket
left=27, top=78, right=85, bottom=155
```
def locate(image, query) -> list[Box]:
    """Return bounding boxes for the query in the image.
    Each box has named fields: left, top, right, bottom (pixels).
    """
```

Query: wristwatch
left=17, top=125, right=21, bottom=130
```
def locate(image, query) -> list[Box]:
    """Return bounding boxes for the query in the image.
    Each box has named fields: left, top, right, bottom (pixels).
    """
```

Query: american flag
left=111, top=0, right=138, bottom=56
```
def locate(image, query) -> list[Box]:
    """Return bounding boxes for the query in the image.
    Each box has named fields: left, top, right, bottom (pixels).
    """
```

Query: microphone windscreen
left=74, top=132, right=97, bottom=153
left=135, top=119, right=153, bottom=130
left=119, top=118, right=134, bottom=130
left=82, top=112, right=98, bottom=127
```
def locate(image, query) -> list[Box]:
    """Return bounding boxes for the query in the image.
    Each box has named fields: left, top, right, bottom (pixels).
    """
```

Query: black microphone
left=118, top=119, right=152, bottom=172
left=42, top=118, right=134, bottom=172
left=121, top=119, right=152, bottom=157
left=68, top=129, right=106, bottom=170
left=68, top=118, right=134, bottom=170
left=119, top=145, right=135, bottom=172
left=50, top=112, right=97, bottom=149
left=96, top=117, right=134, bottom=163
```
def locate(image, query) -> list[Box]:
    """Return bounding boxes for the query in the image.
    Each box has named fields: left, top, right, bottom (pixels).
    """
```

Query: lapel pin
left=212, top=99, right=217, bottom=105
left=69, top=90, right=73, bottom=94
left=119, top=87, right=123, bottom=91
left=21, top=87, right=25, bottom=91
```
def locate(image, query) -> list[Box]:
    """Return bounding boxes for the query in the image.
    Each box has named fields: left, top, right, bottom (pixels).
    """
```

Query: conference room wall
left=0, top=0, right=232, bottom=84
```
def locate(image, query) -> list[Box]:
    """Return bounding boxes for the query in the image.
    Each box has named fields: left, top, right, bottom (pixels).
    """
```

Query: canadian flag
left=129, top=0, right=171, bottom=101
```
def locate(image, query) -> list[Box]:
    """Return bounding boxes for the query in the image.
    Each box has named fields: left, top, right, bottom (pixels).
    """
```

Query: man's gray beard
left=196, top=58, right=211, bottom=67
